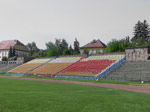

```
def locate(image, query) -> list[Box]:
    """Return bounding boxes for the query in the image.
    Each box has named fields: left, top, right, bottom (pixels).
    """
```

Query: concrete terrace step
left=103, top=61, right=150, bottom=81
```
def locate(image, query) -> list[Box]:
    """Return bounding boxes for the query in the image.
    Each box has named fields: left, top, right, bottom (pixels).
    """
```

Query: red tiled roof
left=81, top=39, right=107, bottom=48
left=0, top=40, right=17, bottom=50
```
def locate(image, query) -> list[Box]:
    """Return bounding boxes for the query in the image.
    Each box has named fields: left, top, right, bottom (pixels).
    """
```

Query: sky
left=0, top=0, right=150, bottom=49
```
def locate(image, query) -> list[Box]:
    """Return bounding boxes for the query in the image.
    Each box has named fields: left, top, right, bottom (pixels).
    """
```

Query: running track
left=0, top=76, right=150, bottom=93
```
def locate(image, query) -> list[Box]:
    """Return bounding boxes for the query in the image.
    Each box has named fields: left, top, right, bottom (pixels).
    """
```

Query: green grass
left=0, top=78, right=150, bottom=112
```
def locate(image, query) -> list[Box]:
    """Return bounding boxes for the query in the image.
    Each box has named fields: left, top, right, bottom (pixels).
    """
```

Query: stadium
left=0, top=0, right=150, bottom=111
left=0, top=39, right=150, bottom=112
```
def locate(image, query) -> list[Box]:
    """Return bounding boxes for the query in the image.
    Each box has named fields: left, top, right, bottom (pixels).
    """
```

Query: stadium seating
left=57, top=55, right=125, bottom=77
left=8, top=58, right=51, bottom=74
left=0, top=64, right=20, bottom=74
left=29, top=57, right=81, bottom=75
left=103, top=61, right=150, bottom=81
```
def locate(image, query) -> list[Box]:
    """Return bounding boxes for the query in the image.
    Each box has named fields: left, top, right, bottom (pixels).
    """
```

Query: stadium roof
left=0, top=40, right=25, bottom=50
left=81, top=39, right=107, bottom=49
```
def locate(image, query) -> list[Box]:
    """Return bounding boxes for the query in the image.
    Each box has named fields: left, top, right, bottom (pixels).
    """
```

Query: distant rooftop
left=0, top=40, right=25, bottom=50
left=81, top=39, right=107, bottom=49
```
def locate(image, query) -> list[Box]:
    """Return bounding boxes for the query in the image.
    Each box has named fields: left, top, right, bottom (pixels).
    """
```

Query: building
left=80, top=39, right=107, bottom=55
left=125, top=47, right=150, bottom=61
left=0, top=40, right=29, bottom=61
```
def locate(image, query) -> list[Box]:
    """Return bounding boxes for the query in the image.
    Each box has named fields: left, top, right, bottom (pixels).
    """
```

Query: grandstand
left=103, top=61, right=150, bottom=81
left=56, top=54, right=125, bottom=78
left=29, top=57, right=82, bottom=76
left=8, top=58, right=52, bottom=74
left=0, top=64, right=20, bottom=74
left=6, top=55, right=126, bottom=79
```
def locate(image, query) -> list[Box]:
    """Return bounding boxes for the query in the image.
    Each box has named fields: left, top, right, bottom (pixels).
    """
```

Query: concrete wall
left=0, top=50, right=9, bottom=61
left=0, top=57, right=34, bottom=65
left=125, top=47, right=150, bottom=61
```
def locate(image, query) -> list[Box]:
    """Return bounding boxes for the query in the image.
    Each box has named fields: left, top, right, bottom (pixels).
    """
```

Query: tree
left=38, top=50, right=46, bottom=57
left=142, top=20, right=150, bottom=41
left=131, top=20, right=150, bottom=44
left=46, top=42, right=56, bottom=50
left=45, top=38, right=71, bottom=56
left=8, top=46, right=13, bottom=58
left=12, top=47, right=16, bottom=57
left=27, top=42, right=39, bottom=51
left=61, top=39, right=68, bottom=49
left=105, top=37, right=132, bottom=53
left=26, top=42, right=39, bottom=57
left=46, top=41, right=58, bottom=57
left=132, top=21, right=143, bottom=42
left=55, top=38, right=69, bottom=55
left=58, top=39, right=68, bottom=55
left=69, top=45, right=73, bottom=55
left=63, top=48, right=70, bottom=56
left=73, top=38, right=80, bottom=54
left=46, top=48, right=58, bottom=57
left=83, top=49, right=89, bottom=56
left=55, top=38, right=61, bottom=48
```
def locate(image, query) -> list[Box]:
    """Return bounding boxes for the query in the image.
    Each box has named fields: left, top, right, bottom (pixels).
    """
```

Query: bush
left=83, top=49, right=89, bottom=55
left=2, top=57, right=8, bottom=61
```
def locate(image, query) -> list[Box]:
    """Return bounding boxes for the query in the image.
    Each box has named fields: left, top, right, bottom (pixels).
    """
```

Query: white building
left=0, top=40, right=29, bottom=61
left=80, top=39, right=107, bottom=55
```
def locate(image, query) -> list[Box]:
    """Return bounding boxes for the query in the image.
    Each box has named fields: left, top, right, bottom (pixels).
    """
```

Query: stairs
left=0, top=64, right=20, bottom=74
left=102, top=61, right=150, bottom=81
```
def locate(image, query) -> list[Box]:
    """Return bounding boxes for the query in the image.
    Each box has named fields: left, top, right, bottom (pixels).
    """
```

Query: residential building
left=0, top=40, right=29, bottom=61
left=80, top=39, right=107, bottom=55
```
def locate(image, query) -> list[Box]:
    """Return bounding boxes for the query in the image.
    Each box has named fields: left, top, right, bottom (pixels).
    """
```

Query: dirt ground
left=0, top=76, right=150, bottom=93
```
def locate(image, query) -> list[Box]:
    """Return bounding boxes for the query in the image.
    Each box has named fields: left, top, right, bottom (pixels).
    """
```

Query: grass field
left=0, top=78, right=150, bottom=112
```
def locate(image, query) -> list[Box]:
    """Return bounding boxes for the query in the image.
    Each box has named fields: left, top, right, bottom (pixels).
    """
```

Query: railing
left=55, top=75, right=97, bottom=80
left=0, top=61, right=7, bottom=64
left=0, top=61, right=17, bottom=65
left=8, top=61, right=17, bottom=64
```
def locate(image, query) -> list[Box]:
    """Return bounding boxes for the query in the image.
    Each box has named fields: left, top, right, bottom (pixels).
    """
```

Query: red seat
left=59, top=59, right=116, bottom=76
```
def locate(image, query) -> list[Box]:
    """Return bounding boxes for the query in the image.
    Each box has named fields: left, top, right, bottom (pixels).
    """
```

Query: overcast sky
left=0, top=0, right=150, bottom=49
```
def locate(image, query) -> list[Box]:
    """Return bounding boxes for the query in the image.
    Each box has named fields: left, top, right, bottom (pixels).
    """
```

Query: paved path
left=0, top=76, right=150, bottom=93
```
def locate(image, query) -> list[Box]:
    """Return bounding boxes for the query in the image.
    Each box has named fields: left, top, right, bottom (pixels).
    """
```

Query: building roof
left=81, top=39, right=107, bottom=49
left=0, top=40, right=25, bottom=50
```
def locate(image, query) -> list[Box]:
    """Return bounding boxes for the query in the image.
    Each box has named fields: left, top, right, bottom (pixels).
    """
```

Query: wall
left=0, top=50, right=9, bottom=61
left=15, top=50, right=29, bottom=56
left=125, top=47, right=149, bottom=61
